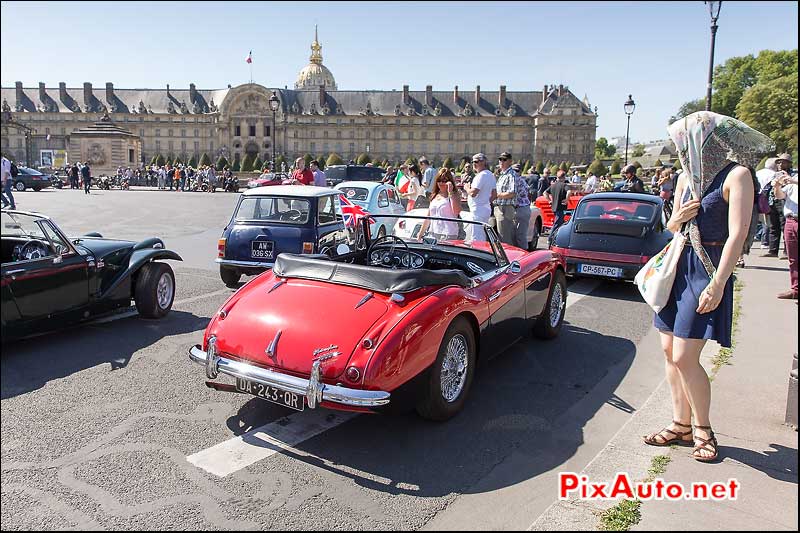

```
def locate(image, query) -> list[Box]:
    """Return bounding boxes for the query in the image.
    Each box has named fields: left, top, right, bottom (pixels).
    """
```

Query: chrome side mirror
left=508, top=261, right=521, bottom=274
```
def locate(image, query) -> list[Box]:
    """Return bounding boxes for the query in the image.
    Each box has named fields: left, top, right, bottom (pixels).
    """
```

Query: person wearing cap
left=620, top=164, right=645, bottom=193
left=419, top=157, right=437, bottom=198
left=544, top=170, right=572, bottom=246
left=493, top=152, right=518, bottom=245
left=764, top=153, right=794, bottom=257
left=772, top=153, right=798, bottom=299
left=464, top=153, right=496, bottom=241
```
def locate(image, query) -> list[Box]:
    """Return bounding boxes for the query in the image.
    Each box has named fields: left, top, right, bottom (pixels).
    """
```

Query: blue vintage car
left=216, top=186, right=353, bottom=287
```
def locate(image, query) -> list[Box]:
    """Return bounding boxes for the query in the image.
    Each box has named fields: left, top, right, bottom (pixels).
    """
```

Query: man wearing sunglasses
left=493, top=152, right=518, bottom=245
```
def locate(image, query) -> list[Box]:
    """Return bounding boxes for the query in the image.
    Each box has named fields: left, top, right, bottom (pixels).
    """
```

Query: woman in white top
left=402, top=164, right=425, bottom=211
left=419, top=168, right=462, bottom=240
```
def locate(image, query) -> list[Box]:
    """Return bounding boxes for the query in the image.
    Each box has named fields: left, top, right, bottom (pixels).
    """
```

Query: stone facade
left=0, top=33, right=596, bottom=169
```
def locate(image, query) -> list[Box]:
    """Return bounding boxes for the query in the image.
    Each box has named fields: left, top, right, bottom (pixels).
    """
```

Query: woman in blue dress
left=643, top=112, right=774, bottom=462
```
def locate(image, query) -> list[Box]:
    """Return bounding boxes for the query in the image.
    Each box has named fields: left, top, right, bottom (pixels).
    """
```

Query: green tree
left=631, top=161, right=642, bottom=170
left=609, top=159, right=621, bottom=176
left=669, top=98, right=707, bottom=123
left=240, top=153, right=255, bottom=172
left=632, top=144, right=645, bottom=157
left=303, top=153, right=313, bottom=167
left=736, top=74, right=798, bottom=153
left=672, top=158, right=682, bottom=170
left=326, top=153, right=344, bottom=166
left=442, top=156, right=454, bottom=170
left=587, top=159, right=607, bottom=177
left=522, top=161, right=531, bottom=175
left=535, top=161, right=545, bottom=174
left=559, top=161, right=569, bottom=172
left=149, top=154, right=158, bottom=165
left=173, top=155, right=184, bottom=166
left=231, top=159, right=240, bottom=172
left=315, top=156, right=326, bottom=170
left=275, top=154, right=287, bottom=172
left=253, top=156, right=264, bottom=171
left=199, top=153, right=212, bottom=167
left=215, top=155, right=229, bottom=171
left=404, top=156, right=418, bottom=166
left=654, top=158, right=663, bottom=168
left=155, top=154, right=166, bottom=166
left=550, top=164, right=560, bottom=175
left=595, top=137, right=617, bottom=158
left=166, top=154, right=175, bottom=165
left=356, top=153, right=371, bottom=165
left=188, top=154, right=198, bottom=168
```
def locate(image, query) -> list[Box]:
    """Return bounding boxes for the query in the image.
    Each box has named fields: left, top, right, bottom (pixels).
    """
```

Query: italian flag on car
left=394, top=170, right=410, bottom=194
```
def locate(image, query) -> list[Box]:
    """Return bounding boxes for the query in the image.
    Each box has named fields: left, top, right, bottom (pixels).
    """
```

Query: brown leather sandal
left=691, top=425, right=719, bottom=462
left=643, top=421, right=693, bottom=446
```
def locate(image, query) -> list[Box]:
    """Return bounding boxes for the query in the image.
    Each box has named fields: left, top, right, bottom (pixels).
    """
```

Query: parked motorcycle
left=50, top=172, right=65, bottom=189
left=223, top=176, right=239, bottom=192
left=120, top=176, right=130, bottom=190
left=97, top=176, right=112, bottom=190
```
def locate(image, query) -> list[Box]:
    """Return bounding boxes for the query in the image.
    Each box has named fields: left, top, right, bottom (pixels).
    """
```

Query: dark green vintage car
left=1, top=210, right=182, bottom=342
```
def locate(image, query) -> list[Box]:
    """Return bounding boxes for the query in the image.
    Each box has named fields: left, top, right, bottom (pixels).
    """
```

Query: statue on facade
left=407, top=105, right=416, bottom=116
left=321, top=103, right=330, bottom=115
left=394, top=104, right=402, bottom=116
left=462, top=103, right=473, bottom=116
left=70, top=101, right=82, bottom=113
left=336, top=104, right=343, bottom=115
left=506, top=106, right=516, bottom=117
left=192, top=101, right=201, bottom=114
left=167, top=100, right=176, bottom=114
left=147, top=105, right=153, bottom=114
left=180, top=101, right=189, bottom=114
left=2, top=99, right=11, bottom=113
left=291, top=102, right=300, bottom=114
left=309, top=102, right=317, bottom=114
left=209, top=98, right=217, bottom=112
left=131, top=105, right=137, bottom=114
left=138, top=100, right=147, bottom=114
left=433, top=102, right=442, bottom=116
left=100, top=111, right=111, bottom=122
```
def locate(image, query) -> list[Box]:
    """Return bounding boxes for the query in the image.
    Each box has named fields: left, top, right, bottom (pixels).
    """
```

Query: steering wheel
left=281, top=209, right=304, bottom=222
left=367, top=235, right=409, bottom=268
left=18, top=240, right=51, bottom=261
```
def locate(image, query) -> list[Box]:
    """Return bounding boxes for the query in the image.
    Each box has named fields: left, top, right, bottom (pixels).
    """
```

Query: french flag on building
left=246, top=51, right=253, bottom=64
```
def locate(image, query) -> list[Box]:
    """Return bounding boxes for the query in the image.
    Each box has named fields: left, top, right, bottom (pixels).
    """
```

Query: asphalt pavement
left=2, top=187, right=672, bottom=530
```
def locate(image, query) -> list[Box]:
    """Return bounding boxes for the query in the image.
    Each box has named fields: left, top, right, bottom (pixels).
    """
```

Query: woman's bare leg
left=644, top=332, right=694, bottom=444
left=672, top=336, right=716, bottom=459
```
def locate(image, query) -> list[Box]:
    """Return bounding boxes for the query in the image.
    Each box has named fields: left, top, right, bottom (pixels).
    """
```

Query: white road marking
left=186, top=278, right=603, bottom=478
left=187, top=411, right=358, bottom=477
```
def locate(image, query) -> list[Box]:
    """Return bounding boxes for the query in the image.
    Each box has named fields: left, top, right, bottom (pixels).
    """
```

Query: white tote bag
left=634, top=230, right=687, bottom=313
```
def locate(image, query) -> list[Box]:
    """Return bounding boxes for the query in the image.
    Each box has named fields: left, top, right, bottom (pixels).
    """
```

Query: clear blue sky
left=1, top=1, right=797, bottom=143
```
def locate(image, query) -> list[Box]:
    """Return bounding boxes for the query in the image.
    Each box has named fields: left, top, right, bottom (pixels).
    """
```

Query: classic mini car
left=397, top=207, right=544, bottom=251
left=190, top=213, right=567, bottom=421
left=1, top=210, right=181, bottom=341
left=549, top=192, right=671, bottom=281
left=216, top=186, right=354, bottom=287
left=334, top=181, right=406, bottom=238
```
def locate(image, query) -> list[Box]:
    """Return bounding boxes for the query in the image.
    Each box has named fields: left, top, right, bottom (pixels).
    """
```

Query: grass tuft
left=597, top=455, right=671, bottom=531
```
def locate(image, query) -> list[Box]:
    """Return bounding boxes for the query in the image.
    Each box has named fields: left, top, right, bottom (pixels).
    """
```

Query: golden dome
left=295, top=26, right=337, bottom=90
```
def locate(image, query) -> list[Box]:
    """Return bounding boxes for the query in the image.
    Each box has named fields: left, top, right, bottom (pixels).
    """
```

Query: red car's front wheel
left=416, top=317, right=476, bottom=421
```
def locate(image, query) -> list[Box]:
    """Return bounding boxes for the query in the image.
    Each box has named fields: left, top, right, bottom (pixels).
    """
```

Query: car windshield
left=1, top=211, right=48, bottom=240
left=235, top=196, right=311, bottom=224
left=575, top=199, right=656, bottom=222
left=365, top=214, right=505, bottom=267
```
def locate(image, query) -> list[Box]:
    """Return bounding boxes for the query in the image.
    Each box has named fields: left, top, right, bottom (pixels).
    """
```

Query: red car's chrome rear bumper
left=189, top=337, right=390, bottom=409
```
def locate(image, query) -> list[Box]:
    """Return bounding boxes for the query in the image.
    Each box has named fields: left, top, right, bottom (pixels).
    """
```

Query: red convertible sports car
left=189, top=214, right=567, bottom=421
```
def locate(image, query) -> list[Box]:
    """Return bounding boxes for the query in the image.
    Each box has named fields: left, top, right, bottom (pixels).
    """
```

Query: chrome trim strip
left=268, top=280, right=286, bottom=293
left=265, top=330, right=282, bottom=358
left=216, top=258, right=274, bottom=268
left=354, top=292, right=374, bottom=309
left=189, top=345, right=390, bottom=408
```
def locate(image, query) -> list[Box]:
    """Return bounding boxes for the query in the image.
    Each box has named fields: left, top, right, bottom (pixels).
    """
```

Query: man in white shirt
left=570, top=171, right=581, bottom=185
left=420, top=157, right=437, bottom=198
left=583, top=173, right=598, bottom=193
left=1, top=156, right=16, bottom=209
left=463, top=153, right=496, bottom=242
left=755, top=158, right=778, bottom=247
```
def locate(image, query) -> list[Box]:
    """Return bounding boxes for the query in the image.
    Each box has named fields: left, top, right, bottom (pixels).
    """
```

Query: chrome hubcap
left=156, top=272, right=174, bottom=309
left=441, top=333, right=469, bottom=403
left=549, top=283, right=564, bottom=327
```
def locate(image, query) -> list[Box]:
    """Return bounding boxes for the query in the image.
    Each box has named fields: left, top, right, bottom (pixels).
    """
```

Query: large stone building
left=1, top=29, right=597, bottom=171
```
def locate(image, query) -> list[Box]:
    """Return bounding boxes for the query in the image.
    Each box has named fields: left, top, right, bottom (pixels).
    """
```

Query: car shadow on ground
left=0, top=309, right=208, bottom=400
left=226, top=321, right=637, bottom=498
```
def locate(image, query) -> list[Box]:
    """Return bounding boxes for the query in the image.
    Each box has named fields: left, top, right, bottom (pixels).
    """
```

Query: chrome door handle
left=488, top=289, right=503, bottom=302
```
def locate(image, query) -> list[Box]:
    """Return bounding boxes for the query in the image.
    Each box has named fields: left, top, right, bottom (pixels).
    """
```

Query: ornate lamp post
left=705, top=1, right=722, bottom=111
left=269, top=91, right=280, bottom=171
left=623, top=95, right=636, bottom=166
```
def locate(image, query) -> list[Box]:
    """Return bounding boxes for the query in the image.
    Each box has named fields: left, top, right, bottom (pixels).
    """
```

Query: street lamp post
left=269, top=91, right=280, bottom=172
left=705, top=1, right=722, bottom=111
left=623, top=95, right=636, bottom=166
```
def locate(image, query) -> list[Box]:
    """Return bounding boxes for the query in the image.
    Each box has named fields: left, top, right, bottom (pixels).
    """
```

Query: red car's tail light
left=217, top=238, right=226, bottom=258
left=345, top=366, right=361, bottom=382
left=641, top=255, right=651, bottom=264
